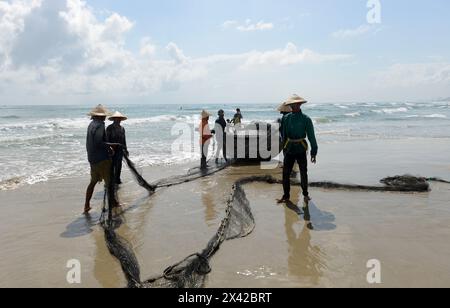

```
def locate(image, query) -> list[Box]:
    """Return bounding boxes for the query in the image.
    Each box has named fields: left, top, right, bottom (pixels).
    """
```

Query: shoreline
left=2, top=136, right=450, bottom=192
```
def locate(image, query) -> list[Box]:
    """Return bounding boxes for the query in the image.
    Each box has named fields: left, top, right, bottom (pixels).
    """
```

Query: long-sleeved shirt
left=200, top=119, right=213, bottom=145
left=281, top=111, right=318, bottom=156
left=86, top=119, right=110, bottom=164
left=278, top=112, right=291, bottom=142
left=215, top=117, right=227, bottom=133
left=106, top=124, right=127, bottom=149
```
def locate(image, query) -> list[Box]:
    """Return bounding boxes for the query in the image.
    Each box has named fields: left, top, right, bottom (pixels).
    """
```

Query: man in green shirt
left=278, top=95, right=318, bottom=205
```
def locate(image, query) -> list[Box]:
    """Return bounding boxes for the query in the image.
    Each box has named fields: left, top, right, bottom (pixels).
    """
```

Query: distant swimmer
left=278, top=95, right=318, bottom=205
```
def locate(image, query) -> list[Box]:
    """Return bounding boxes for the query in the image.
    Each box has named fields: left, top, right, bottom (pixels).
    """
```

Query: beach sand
left=1, top=138, right=450, bottom=288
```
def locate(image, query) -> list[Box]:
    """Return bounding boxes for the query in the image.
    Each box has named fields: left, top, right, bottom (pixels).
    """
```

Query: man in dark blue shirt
left=107, top=111, right=128, bottom=185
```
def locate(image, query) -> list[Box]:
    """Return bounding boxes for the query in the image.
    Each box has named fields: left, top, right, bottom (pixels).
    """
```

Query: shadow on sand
left=60, top=213, right=101, bottom=238
left=285, top=200, right=336, bottom=231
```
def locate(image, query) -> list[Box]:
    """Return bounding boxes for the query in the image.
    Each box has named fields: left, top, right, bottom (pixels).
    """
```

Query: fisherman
left=200, top=110, right=214, bottom=169
left=231, top=108, right=243, bottom=126
left=278, top=95, right=318, bottom=205
left=277, top=102, right=300, bottom=176
left=277, top=103, right=293, bottom=148
left=84, top=105, right=121, bottom=214
left=107, top=111, right=128, bottom=185
left=214, top=109, right=227, bottom=164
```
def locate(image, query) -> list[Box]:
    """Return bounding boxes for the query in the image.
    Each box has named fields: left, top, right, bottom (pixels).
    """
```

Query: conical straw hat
left=88, top=104, right=111, bottom=117
left=277, top=103, right=293, bottom=113
left=284, top=94, right=308, bottom=106
left=201, top=110, right=211, bottom=119
left=108, top=111, right=128, bottom=121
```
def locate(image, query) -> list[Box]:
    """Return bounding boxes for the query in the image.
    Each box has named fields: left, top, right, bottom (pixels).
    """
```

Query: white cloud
left=377, top=62, right=450, bottom=87
left=139, top=37, right=156, bottom=57
left=0, top=0, right=42, bottom=67
left=0, top=0, right=352, bottom=102
left=241, top=42, right=352, bottom=68
left=332, top=24, right=378, bottom=39
left=223, top=19, right=274, bottom=32
left=166, top=42, right=189, bottom=64
left=222, top=20, right=238, bottom=29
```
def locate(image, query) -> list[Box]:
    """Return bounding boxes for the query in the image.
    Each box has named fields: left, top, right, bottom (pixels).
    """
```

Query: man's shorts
left=90, top=160, right=112, bottom=186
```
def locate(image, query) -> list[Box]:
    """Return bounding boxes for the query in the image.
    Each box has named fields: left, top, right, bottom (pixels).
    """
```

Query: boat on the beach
left=225, top=122, right=282, bottom=162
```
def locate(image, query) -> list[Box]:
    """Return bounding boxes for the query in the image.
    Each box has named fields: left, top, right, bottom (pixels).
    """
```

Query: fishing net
left=309, top=175, right=430, bottom=192
left=123, top=155, right=156, bottom=194
left=99, top=154, right=447, bottom=288
left=124, top=152, right=231, bottom=192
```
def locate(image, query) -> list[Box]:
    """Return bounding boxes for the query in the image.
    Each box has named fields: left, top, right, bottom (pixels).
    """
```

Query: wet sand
left=1, top=138, right=450, bottom=288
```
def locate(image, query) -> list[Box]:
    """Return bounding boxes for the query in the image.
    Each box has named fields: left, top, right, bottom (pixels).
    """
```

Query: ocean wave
left=0, top=133, right=74, bottom=144
left=373, top=107, right=409, bottom=114
left=345, top=112, right=361, bottom=117
left=0, top=118, right=88, bottom=132
left=317, top=129, right=350, bottom=135
left=313, top=117, right=333, bottom=124
left=0, top=149, right=200, bottom=191
left=0, top=170, right=60, bottom=191
left=405, top=114, right=447, bottom=119
left=127, top=115, right=200, bottom=125
left=0, top=177, right=23, bottom=191
left=0, top=115, right=205, bottom=132
left=0, top=115, right=20, bottom=119
left=335, top=105, right=349, bottom=109
left=424, top=114, right=447, bottom=119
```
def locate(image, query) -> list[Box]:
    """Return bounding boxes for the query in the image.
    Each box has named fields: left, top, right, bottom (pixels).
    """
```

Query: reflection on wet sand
left=93, top=227, right=122, bottom=288
left=202, top=189, right=218, bottom=227
left=284, top=201, right=327, bottom=285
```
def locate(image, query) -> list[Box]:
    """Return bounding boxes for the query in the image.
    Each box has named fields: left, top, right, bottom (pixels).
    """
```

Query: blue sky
left=0, top=0, right=449, bottom=105
left=88, top=0, right=450, bottom=58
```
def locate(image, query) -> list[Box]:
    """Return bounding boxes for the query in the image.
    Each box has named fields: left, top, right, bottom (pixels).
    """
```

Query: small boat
left=224, top=122, right=282, bottom=162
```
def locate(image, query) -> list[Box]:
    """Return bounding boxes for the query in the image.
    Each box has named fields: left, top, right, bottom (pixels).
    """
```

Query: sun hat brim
left=109, top=116, right=128, bottom=120
left=88, top=105, right=111, bottom=117
left=107, top=111, right=128, bottom=121
left=88, top=112, right=109, bottom=116
left=201, top=111, right=211, bottom=118
left=277, top=102, right=293, bottom=112
left=284, top=99, right=308, bottom=106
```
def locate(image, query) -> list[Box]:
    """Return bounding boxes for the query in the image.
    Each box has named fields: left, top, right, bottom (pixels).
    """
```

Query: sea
left=1, top=101, right=449, bottom=190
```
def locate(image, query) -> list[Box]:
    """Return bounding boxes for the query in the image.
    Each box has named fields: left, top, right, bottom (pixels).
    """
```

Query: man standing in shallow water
left=278, top=95, right=318, bottom=205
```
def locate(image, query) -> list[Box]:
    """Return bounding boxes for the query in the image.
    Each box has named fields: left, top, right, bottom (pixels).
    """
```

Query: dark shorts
left=90, top=160, right=112, bottom=186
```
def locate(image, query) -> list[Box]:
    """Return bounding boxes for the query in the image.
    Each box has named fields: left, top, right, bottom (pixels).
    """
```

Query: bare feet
left=277, top=196, right=290, bottom=204
left=83, top=206, right=92, bottom=214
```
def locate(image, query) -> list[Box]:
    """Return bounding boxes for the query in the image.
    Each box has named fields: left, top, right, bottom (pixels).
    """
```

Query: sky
left=0, top=0, right=449, bottom=105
